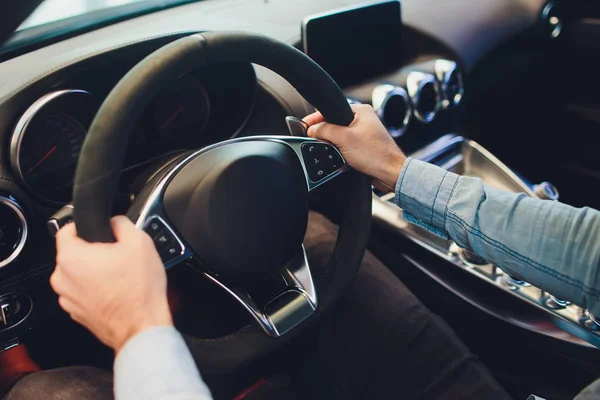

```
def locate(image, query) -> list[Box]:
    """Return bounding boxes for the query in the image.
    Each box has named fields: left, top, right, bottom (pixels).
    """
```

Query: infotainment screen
left=302, top=1, right=402, bottom=88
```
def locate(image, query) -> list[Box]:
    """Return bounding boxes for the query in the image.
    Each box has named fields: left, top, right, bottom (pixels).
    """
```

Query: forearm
left=396, top=158, right=600, bottom=316
left=114, top=326, right=212, bottom=400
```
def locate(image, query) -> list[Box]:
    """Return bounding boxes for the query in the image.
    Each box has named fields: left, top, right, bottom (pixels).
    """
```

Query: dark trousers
left=4, top=212, right=511, bottom=400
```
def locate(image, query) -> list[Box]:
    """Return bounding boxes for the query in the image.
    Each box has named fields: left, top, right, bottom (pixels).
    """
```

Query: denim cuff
left=395, top=158, right=459, bottom=238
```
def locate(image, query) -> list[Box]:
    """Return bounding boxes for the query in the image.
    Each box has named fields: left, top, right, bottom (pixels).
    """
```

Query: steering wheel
left=72, top=32, right=371, bottom=371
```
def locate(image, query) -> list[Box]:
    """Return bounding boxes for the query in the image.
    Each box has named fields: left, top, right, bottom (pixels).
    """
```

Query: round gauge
left=142, top=75, right=210, bottom=150
left=0, top=196, right=27, bottom=269
left=11, top=90, right=94, bottom=204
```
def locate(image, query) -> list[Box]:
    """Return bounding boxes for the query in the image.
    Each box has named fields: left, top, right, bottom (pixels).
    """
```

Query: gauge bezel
left=0, top=196, right=28, bottom=269
left=10, top=89, right=93, bottom=204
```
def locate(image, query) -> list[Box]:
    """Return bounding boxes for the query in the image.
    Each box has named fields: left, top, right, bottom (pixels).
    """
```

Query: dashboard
left=0, top=0, right=562, bottom=346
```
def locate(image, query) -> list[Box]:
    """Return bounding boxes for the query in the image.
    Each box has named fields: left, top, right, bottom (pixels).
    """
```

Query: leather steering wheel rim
left=72, top=32, right=372, bottom=372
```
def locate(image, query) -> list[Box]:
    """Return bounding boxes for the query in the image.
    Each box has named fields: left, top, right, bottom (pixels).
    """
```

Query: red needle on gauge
left=29, top=145, right=57, bottom=173
left=160, top=106, right=184, bottom=130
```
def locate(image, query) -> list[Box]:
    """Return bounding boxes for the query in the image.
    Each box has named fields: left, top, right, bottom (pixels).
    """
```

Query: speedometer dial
left=10, top=90, right=94, bottom=204
left=17, top=113, right=84, bottom=203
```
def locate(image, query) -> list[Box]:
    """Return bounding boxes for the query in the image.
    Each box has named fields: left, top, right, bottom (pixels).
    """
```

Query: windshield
left=19, top=0, right=150, bottom=31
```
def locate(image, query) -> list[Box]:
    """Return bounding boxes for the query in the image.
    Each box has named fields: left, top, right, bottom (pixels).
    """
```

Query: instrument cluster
left=7, top=63, right=256, bottom=206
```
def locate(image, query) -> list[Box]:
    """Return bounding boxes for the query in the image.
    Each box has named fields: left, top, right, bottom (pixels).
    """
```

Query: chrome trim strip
left=466, top=140, right=536, bottom=197
left=0, top=197, right=28, bottom=269
left=372, top=84, right=412, bottom=138
left=9, top=89, right=93, bottom=203
left=408, top=133, right=463, bottom=161
left=199, top=245, right=317, bottom=337
left=406, top=71, right=441, bottom=123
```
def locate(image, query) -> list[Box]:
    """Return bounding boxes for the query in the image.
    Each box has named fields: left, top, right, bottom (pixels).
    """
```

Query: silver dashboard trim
left=0, top=197, right=28, bottom=269
left=372, top=84, right=412, bottom=138
left=406, top=71, right=441, bottom=123
left=200, top=245, right=317, bottom=337
left=9, top=89, right=93, bottom=204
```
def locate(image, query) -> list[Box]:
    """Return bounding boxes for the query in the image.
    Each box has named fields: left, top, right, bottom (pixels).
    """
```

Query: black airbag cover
left=163, top=141, right=308, bottom=282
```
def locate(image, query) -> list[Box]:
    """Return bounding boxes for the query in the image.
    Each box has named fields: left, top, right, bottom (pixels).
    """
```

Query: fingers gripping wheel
left=72, top=32, right=371, bottom=369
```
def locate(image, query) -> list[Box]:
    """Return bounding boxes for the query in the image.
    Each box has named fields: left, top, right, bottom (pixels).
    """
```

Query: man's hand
left=303, top=104, right=407, bottom=192
left=51, top=216, right=173, bottom=353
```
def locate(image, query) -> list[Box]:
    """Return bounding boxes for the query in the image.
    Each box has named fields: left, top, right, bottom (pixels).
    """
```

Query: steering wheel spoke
left=200, top=245, right=317, bottom=337
left=137, top=213, right=193, bottom=269
left=259, top=136, right=349, bottom=193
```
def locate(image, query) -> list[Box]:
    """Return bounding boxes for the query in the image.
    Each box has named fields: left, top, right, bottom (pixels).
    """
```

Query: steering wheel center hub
left=163, top=141, right=309, bottom=282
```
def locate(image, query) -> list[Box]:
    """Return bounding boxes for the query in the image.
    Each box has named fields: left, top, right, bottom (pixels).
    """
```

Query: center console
left=373, top=134, right=600, bottom=349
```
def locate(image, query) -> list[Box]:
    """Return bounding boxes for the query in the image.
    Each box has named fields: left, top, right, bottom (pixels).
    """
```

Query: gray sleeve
left=114, top=326, right=212, bottom=400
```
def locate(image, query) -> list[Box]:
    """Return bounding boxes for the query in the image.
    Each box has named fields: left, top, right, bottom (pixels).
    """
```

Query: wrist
left=377, top=153, right=405, bottom=191
left=113, top=303, right=173, bottom=353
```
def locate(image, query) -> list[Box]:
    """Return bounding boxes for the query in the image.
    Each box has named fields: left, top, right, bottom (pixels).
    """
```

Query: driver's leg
left=3, top=367, right=113, bottom=400
left=297, top=211, right=511, bottom=400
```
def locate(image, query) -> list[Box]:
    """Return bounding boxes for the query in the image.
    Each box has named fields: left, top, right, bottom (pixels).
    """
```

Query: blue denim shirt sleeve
left=396, top=157, right=600, bottom=317
left=114, top=326, right=212, bottom=400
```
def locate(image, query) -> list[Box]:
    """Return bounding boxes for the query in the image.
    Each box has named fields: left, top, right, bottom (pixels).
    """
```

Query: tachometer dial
left=142, top=75, right=210, bottom=150
left=10, top=90, right=94, bottom=204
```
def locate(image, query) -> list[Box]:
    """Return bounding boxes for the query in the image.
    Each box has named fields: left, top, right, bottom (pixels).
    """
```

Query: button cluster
left=301, top=143, right=344, bottom=183
left=144, top=217, right=183, bottom=263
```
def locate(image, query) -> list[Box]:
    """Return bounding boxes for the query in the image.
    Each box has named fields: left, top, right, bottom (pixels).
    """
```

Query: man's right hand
left=50, top=216, right=173, bottom=353
left=303, top=104, right=407, bottom=192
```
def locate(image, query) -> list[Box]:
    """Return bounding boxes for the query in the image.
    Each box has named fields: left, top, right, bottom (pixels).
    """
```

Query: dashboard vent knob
left=541, top=2, right=562, bottom=39
left=434, top=59, right=464, bottom=108
left=0, top=196, right=27, bottom=269
left=372, top=85, right=412, bottom=138
left=406, top=71, right=441, bottom=123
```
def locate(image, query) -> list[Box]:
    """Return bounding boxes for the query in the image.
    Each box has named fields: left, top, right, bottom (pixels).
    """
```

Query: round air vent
left=542, top=2, right=562, bottom=39
left=372, top=85, right=412, bottom=138
left=406, top=71, right=441, bottom=123
left=0, top=196, right=27, bottom=269
left=434, top=59, right=464, bottom=108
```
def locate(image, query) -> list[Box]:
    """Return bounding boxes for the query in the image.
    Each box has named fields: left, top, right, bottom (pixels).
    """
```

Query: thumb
left=307, top=122, right=346, bottom=147
left=110, top=215, right=138, bottom=242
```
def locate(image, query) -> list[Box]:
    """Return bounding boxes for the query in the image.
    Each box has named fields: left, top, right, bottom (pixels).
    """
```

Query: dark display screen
left=302, top=1, right=402, bottom=88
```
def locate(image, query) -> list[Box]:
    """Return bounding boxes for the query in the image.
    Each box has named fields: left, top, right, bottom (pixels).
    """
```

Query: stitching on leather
left=0, top=265, right=54, bottom=291
left=0, top=264, right=53, bottom=286
left=0, top=269, right=53, bottom=291
left=446, top=211, right=600, bottom=297
left=0, top=30, right=200, bottom=104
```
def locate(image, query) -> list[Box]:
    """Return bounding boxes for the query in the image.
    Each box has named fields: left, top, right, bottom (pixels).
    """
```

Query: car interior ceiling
left=1, top=0, right=600, bottom=399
